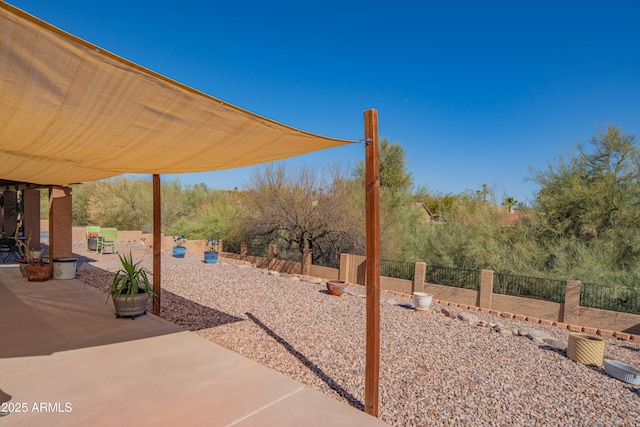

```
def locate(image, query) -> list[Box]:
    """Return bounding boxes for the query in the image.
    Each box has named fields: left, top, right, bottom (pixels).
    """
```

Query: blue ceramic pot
left=204, top=251, right=219, bottom=264
left=173, top=246, right=186, bottom=258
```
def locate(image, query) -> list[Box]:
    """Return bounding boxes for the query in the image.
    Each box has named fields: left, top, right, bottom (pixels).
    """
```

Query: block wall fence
left=339, top=254, right=640, bottom=337
left=62, top=225, right=640, bottom=338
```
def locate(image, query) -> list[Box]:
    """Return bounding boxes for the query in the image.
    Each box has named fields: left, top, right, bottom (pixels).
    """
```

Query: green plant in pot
left=172, top=235, right=187, bottom=258
left=15, top=233, right=51, bottom=281
left=107, top=252, right=157, bottom=318
left=203, top=237, right=219, bottom=264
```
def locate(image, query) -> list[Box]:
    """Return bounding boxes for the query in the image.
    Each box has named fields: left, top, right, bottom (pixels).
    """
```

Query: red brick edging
left=320, top=281, right=640, bottom=343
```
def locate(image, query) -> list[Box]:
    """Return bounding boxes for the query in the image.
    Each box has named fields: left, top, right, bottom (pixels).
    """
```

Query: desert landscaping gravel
left=77, top=241, right=640, bottom=426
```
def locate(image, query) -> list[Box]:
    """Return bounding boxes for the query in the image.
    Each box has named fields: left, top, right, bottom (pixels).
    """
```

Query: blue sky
left=8, top=0, right=640, bottom=205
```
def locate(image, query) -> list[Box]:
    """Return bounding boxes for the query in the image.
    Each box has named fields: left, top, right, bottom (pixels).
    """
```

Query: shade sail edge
left=0, top=1, right=357, bottom=186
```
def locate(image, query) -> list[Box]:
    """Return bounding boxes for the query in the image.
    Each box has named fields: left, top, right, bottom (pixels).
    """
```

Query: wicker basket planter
left=25, top=263, right=53, bottom=282
left=568, top=333, right=605, bottom=367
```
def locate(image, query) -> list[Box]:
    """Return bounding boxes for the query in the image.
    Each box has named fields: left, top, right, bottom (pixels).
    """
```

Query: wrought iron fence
left=246, top=242, right=269, bottom=258
left=381, top=259, right=415, bottom=281
left=277, top=246, right=303, bottom=263
left=425, top=265, right=480, bottom=290
left=313, top=253, right=340, bottom=269
left=580, top=283, right=640, bottom=315
left=222, top=240, right=241, bottom=255
left=493, top=273, right=565, bottom=303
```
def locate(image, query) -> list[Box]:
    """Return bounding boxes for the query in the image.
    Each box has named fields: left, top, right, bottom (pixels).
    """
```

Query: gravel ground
left=76, top=241, right=640, bottom=426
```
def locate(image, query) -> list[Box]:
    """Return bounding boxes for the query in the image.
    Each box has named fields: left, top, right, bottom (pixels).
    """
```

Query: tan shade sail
left=0, top=2, right=354, bottom=186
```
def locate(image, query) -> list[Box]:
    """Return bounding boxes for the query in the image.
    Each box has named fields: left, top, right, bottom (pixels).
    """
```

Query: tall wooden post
left=364, top=108, right=380, bottom=417
left=153, top=174, right=161, bottom=316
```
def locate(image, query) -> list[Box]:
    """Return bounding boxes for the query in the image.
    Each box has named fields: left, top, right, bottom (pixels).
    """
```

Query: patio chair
left=86, top=226, right=101, bottom=250
left=0, top=237, right=18, bottom=263
left=97, top=229, right=117, bottom=255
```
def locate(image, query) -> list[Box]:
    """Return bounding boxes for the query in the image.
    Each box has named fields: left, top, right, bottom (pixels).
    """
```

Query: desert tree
left=530, top=125, right=640, bottom=283
left=354, top=138, right=414, bottom=198
left=532, top=125, right=640, bottom=242
left=80, top=176, right=201, bottom=232
left=240, top=163, right=364, bottom=267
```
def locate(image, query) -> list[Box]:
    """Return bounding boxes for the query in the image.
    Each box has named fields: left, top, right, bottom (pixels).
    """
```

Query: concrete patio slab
left=0, top=266, right=388, bottom=426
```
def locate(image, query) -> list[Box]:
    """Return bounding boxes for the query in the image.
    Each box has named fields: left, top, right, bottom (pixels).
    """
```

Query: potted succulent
left=15, top=236, right=51, bottom=281
left=172, top=235, right=187, bottom=258
left=25, top=254, right=52, bottom=281
left=106, top=252, right=156, bottom=318
left=203, top=237, right=219, bottom=264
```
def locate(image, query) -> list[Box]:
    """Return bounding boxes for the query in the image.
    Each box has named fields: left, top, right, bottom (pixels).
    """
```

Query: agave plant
left=107, top=252, right=156, bottom=302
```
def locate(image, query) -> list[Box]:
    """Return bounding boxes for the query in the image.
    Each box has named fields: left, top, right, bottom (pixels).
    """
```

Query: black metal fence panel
left=313, top=254, right=340, bottom=269
left=425, top=265, right=480, bottom=290
left=277, top=246, right=303, bottom=263
left=493, top=273, right=565, bottom=303
left=223, top=240, right=241, bottom=255
left=226, top=246, right=640, bottom=317
left=381, top=259, right=415, bottom=281
left=580, top=283, right=640, bottom=315
left=246, top=243, right=269, bottom=258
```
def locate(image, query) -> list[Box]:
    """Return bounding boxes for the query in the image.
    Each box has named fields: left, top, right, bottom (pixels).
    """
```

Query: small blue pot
left=173, top=246, right=186, bottom=258
left=204, top=251, right=219, bottom=264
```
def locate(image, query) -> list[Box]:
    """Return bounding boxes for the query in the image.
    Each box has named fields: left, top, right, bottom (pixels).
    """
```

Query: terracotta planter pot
left=25, top=263, right=52, bottom=282
left=326, top=280, right=347, bottom=296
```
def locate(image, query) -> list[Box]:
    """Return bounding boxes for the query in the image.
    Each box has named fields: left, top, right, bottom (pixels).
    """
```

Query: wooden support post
left=364, top=108, right=380, bottom=417
left=153, top=174, right=161, bottom=316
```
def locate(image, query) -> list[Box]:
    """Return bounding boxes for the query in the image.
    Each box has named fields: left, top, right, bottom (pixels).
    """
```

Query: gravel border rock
left=76, top=242, right=640, bottom=426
